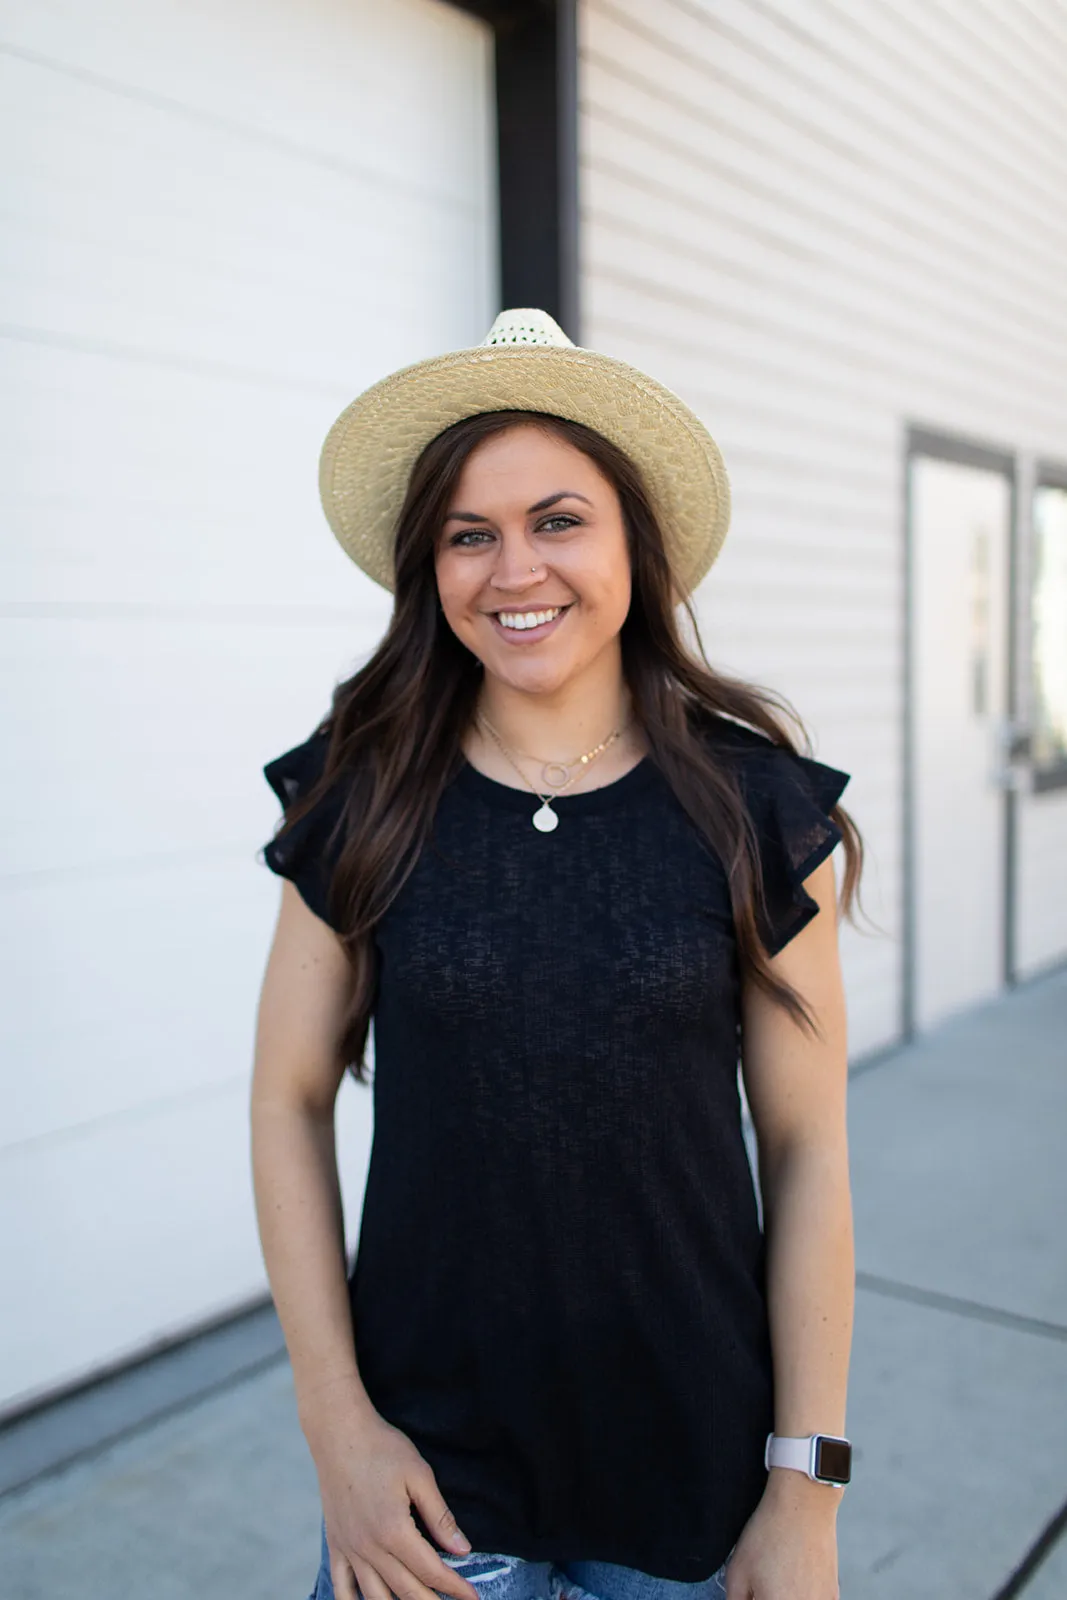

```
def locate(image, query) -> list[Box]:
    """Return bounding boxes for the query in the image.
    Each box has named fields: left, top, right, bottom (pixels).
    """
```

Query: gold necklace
left=477, top=714, right=624, bottom=833
left=508, top=737, right=620, bottom=790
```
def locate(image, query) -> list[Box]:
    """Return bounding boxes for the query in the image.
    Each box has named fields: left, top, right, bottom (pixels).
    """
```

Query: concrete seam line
left=855, top=1272, right=1067, bottom=1343
left=988, top=1496, right=1067, bottom=1600
left=0, top=1295, right=278, bottom=1429
left=0, top=1349, right=288, bottom=1503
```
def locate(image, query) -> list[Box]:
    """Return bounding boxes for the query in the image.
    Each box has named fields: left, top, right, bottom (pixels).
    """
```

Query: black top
left=261, top=716, right=850, bottom=1581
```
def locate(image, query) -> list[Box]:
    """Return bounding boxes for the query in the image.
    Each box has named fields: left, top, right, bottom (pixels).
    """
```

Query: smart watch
left=764, top=1432, right=852, bottom=1486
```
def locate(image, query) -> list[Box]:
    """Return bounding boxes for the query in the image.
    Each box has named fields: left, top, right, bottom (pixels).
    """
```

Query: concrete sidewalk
left=838, top=965, right=1067, bottom=1599
left=1, top=967, right=1065, bottom=1599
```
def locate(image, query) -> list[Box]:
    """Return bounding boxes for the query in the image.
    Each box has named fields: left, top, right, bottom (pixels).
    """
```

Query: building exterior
left=2, top=0, right=1065, bottom=1412
left=578, top=0, right=1067, bottom=1047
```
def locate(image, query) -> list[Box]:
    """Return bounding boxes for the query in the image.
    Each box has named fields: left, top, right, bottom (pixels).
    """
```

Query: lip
left=486, top=603, right=572, bottom=645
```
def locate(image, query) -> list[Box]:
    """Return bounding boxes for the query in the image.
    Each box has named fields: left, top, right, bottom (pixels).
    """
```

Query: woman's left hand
left=722, top=1471, right=842, bottom=1599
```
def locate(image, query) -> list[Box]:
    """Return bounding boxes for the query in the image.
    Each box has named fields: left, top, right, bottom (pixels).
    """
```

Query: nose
left=488, top=530, right=545, bottom=594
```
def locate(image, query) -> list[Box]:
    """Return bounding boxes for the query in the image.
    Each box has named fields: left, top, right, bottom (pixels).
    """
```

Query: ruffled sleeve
left=711, top=719, right=851, bottom=956
left=261, top=728, right=346, bottom=930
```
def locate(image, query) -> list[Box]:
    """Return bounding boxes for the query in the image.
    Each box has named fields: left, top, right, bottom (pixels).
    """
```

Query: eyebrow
left=443, top=490, right=593, bottom=523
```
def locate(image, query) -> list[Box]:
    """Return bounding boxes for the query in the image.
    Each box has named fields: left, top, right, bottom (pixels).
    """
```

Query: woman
left=252, top=310, right=863, bottom=1600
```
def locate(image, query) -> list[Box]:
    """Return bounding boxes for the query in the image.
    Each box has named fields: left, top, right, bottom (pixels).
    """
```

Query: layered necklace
left=477, top=713, right=625, bottom=832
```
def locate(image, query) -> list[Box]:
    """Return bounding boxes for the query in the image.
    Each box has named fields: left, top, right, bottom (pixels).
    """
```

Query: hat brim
left=318, top=344, right=730, bottom=595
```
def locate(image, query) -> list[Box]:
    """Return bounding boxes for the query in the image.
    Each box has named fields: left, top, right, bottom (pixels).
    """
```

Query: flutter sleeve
left=261, top=728, right=346, bottom=930
left=718, top=723, right=851, bottom=956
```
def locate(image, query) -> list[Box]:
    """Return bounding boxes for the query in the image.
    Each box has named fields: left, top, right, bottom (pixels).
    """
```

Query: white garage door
left=0, top=0, right=496, bottom=1411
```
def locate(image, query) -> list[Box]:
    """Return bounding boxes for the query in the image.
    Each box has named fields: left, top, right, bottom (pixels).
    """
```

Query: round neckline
left=454, top=752, right=659, bottom=814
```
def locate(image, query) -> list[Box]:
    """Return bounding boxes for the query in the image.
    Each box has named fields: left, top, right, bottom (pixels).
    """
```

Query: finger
left=349, top=1554, right=396, bottom=1600
left=329, top=1549, right=361, bottom=1600
left=404, top=1529, right=482, bottom=1600
left=373, top=1540, right=479, bottom=1600
left=720, top=1565, right=748, bottom=1600
left=403, top=1468, right=481, bottom=1600
left=408, top=1541, right=482, bottom=1600
left=406, top=1466, right=472, bottom=1558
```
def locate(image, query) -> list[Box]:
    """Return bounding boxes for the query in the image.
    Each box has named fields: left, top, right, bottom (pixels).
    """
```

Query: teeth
left=497, top=607, right=562, bottom=631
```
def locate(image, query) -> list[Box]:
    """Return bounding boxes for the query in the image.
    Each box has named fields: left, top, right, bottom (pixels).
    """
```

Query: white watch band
left=764, top=1433, right=816, bottom=1475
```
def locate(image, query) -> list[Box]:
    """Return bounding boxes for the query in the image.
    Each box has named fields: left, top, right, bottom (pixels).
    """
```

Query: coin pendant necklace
left=477, top=714, right=624, bottom=832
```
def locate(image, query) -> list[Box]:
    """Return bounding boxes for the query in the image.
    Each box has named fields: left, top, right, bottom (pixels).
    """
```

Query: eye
left=538, top=513, right=582, bottom=533
left=447, top=527, right=495, bottom=548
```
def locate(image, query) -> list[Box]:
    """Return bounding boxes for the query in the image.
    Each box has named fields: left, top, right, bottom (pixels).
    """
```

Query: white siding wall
left=0, top=0, right=496, bottom=1410
left=580, top=0, right=1067, bottom=1055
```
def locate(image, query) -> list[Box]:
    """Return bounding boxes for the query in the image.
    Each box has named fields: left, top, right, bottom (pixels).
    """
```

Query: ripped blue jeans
left=307, top=1525, right=730, bottom=1600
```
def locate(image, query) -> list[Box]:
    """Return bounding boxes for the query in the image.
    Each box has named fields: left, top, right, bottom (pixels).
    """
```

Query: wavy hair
left=272, top=410, right=866, bottom=1081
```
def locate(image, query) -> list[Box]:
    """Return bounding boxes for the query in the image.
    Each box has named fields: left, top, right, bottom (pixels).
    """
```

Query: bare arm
left=251, top=881, right=366, bottom=1419
left=251, top=882, right=478, bottom=1600
left=726, top=854, right=854, bottom=1600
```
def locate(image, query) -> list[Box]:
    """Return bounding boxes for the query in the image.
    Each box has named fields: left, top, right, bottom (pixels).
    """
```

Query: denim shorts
left=308, top=1523, right=729, bottom=1600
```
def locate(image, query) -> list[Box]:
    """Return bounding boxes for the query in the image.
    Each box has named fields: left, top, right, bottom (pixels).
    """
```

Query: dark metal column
left=452, top=0, right=581, bottom=340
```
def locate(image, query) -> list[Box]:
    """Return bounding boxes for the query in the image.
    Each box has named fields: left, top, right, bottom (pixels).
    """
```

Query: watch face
left=814, top=1437, right=852, bottom=1484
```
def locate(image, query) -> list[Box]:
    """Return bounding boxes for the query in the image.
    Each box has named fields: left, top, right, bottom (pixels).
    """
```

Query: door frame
left=1032, top=459, right=1067, bottom=795
left=453, top=0, right=581, bottom=339
left=902, top=426, right=1019, bottom=1039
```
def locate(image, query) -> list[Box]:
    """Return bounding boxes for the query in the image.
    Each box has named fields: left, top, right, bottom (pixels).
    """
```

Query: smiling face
left=433, top=423, right=633, bottom=699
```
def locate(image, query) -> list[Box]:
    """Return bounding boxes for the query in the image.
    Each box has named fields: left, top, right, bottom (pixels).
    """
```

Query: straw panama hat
left=318, top=308, right=731, bottom=596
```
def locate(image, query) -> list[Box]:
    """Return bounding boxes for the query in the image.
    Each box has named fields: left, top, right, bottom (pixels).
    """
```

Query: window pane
left=1032, top=483, right=1067, bottom=772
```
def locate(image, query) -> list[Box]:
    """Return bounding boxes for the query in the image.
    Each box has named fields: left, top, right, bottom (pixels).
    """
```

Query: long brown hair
left=274, top=410, right=865, bottom=1081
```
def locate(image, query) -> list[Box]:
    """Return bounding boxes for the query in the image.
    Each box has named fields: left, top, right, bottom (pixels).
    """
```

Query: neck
left=476, top=650, right=631, bottom=760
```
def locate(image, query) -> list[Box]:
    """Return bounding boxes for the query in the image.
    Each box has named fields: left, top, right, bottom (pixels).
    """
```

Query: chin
left=488, top=655, right=576, bottom=697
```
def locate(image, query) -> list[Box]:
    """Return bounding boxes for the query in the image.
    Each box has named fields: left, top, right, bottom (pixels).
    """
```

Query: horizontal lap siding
left=580, top=0, right=1067, bottom=1053
left=0, top=0, right=495, bottom=1410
